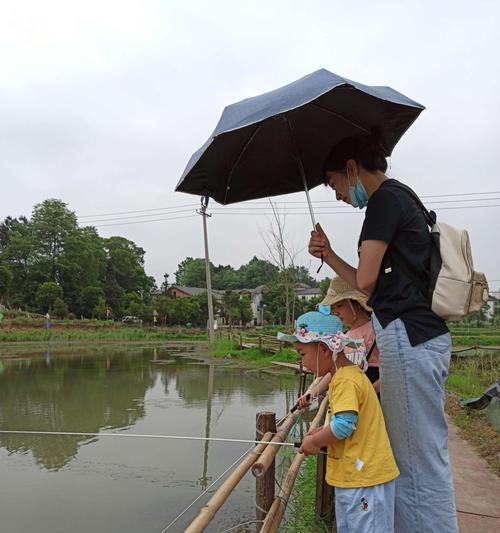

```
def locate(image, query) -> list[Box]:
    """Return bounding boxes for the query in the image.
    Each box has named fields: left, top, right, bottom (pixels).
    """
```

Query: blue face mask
left=348, top=175, right=369, bottom=209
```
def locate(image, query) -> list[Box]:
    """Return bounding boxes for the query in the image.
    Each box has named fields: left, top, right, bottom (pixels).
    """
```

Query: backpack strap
left=388, top=180, right=437, bottom=227
left=366, top=341, right=377, bottom=362
left=382, top=180, right=437, bottom=301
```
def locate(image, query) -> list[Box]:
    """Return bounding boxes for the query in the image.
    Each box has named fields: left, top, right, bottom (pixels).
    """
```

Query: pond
left=0, top=343, right=303, bottom=532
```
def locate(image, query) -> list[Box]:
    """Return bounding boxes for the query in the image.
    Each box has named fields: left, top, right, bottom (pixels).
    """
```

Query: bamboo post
left=239, top=332, right=242, bottom=349
left=259, top=396, right=329, bottom=533
left=259, top=336, right=262, bottom=353
left=184, top=432, right=274, bottom=533
left=255, top=412, right=277, bottom=528
left=315, top=446, right=334, bottom=526
left=252, top=409, right=300, bottom=478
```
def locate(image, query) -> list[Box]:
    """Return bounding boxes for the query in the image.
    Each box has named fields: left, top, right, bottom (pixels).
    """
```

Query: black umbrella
left=175, top=68, right=424, bottom=227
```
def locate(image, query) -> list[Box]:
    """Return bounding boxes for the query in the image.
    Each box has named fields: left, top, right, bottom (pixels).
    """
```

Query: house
left=295, top=285, right=321, bottom=301
left=166, top=285, right=224, bottom=301
left=485, top=290, right=499, bottom=320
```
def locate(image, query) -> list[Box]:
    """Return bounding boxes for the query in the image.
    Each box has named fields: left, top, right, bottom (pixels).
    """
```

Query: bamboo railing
left=259, top=396, right=329, bottom=533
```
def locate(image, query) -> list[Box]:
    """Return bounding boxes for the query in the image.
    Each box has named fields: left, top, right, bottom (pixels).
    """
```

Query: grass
left=447, top=351, right=499, bottom=397
left=444, top=352, right=500, bottom=475
left=212, top=338, right=299, bottom=363
left=0, top=328, right=207, bottom=343
left=282, top=455, right=330, bottom=533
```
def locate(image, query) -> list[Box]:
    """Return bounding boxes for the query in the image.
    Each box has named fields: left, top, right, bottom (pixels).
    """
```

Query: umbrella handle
left=316, top=255, right=324, bottom=274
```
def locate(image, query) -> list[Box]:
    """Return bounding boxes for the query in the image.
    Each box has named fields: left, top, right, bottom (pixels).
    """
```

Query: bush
left=52, top=298, right=68, bottom=319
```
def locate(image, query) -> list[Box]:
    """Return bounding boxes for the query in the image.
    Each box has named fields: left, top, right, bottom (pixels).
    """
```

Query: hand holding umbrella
left=309, top=223, right=333, bottom=261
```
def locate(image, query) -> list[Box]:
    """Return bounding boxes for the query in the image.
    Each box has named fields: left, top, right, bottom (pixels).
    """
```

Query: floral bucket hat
left=277, top=310, right=367, bottom=369
left=277, top=311, right=343, bottom=344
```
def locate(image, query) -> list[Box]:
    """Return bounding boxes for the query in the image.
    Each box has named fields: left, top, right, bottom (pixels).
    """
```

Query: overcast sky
left=1, top=0, right=499, bottom=290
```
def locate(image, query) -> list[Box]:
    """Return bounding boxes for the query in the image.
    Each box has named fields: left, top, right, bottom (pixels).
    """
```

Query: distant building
left=166, top=285, right=224, bottom=301
left=164, top=283, right=321, bottom=325
left=485, top=290, right=499, bottom=320
left=295, top=286, right=321, bottom=301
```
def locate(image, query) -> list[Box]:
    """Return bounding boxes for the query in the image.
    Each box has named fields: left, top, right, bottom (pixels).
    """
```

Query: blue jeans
left=372, top=315, right=458, bottom=533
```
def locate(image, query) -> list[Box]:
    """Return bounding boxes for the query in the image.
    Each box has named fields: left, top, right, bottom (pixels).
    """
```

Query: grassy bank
left=212, top=338, right=298, bottom=363
left=445, top=352, right=500, bottom=475
left=0, top=328, right=207, bottom=343
left=282, top=455, right=329, bottom=533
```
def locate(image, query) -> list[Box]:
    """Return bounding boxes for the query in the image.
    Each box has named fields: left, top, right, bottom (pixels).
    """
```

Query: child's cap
left=277, top=310, right=343, bottom=344
left=320, top=276, right=371, bottom=311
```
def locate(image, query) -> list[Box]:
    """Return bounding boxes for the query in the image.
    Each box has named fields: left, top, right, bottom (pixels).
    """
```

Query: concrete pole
left=200, top=199, right=215, bottom=343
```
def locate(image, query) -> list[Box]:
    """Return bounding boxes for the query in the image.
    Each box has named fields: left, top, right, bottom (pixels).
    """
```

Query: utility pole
left=198, top=197, right=215, bottom=343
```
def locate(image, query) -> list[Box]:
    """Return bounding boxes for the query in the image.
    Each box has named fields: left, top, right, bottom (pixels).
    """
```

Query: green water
left=0, top=343, right=301, bottom=532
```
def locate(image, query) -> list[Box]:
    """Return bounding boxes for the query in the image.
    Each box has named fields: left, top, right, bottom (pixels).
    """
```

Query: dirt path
left=449, top=421, right=500, bottom=532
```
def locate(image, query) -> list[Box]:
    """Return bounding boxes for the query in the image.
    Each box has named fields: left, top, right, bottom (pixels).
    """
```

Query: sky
left=1, top=0, right=499, bottom=290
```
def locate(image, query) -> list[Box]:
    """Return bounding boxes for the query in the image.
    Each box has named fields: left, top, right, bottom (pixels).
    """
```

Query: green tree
left=36, top=282, right=63, bottom=313
left=174, top=257, right=210, bottom=287
left=59, top=227, right=106, bottom=313
left=80, top=286, right=105, bottom=318
left=319, top=278, right=331, bottom=298
left=0, top=266, right=13, bottom=305
left=0, top=217, right=33, bottom=308
left=238, top=296, right=253, bottom=324
left=221, top=290, right=240, bottom=324
left=30, top=199, right=78, bottom=283
left=52, top=298, right=69, bottom=319
left=213, top=265, right=239, bottom=290
left=238, top=257, right=278, bottom=288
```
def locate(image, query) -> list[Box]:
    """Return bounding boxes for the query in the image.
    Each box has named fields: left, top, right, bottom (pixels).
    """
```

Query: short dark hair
left=322, top=132, right=388, bottom=184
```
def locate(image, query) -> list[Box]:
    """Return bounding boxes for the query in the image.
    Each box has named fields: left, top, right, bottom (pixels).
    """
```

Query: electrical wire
left=76, top=191, right=500, bottom=221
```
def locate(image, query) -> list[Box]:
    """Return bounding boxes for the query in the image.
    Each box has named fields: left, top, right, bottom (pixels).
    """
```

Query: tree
left=319, top=278, right=331, bottom=298
left=0, top=266, right=13, bottom=305
left=80, top=286, right=105, bottom=318
left=36, top=282, right=63, bottom=313
left=221, top=290, right=241, bottom=325
left=53, top=298, right=68, bottom=319
left=30, top=199, right=78, bottom=283
left=59, top=227, right=106, bottom=313
left=238, top=296, right=253, bottom=324
left=238, top=257, right=278, bottom=288
left=174, top=257, right=210, bottom=287
left=260, top=203, right=299, bottom=328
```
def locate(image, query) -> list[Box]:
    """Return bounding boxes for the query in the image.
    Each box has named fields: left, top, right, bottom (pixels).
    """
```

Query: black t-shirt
left=359, top=179, right=448, bottom=346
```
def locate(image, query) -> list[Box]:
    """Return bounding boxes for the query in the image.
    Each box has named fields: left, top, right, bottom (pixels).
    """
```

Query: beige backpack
left=393, top=183, right=489, bottom=321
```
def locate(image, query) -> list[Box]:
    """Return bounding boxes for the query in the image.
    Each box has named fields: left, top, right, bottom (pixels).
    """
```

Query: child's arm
left=372, top=378, right=380, bottom=394
left=299, top=411, right=358, bottom=455
left=296, top=373, right=332, bottom=409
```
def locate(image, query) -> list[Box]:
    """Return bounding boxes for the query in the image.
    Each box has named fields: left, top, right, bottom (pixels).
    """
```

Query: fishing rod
left=0, top=430, right=302, bottom=448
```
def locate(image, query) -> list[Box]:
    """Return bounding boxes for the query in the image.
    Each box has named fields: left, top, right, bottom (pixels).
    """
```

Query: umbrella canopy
left=175, top=68, right=424, bottom=206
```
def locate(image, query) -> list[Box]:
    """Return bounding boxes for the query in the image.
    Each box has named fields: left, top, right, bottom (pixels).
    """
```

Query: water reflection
left=0, top=349, right=157, bottom=470
left=0, top=344, right=300, bottom=533
left=0, top=346, right=296, bottom=472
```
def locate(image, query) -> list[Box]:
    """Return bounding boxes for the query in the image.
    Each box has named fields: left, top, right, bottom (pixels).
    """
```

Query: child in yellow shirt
left=278, top=311, right=398, bottom=533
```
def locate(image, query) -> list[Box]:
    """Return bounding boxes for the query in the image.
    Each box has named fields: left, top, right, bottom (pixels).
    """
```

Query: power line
left=80, top=199, right=500, bottom=225
left=93, top=214, right=198, bottom=228
left=78, top=203, right=199, bottom=219
left=81, top=208, right=197, bottom=224
left=75, top=190, right=500, bottom=220
left=82, top=204, right=500, bottom=228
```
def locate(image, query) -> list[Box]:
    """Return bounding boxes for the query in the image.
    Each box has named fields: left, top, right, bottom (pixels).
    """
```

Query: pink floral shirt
left=345, top=320, right=379, bottom=368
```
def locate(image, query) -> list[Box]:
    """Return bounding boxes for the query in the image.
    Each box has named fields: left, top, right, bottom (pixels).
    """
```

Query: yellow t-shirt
left=325, top=365, right=399, bottom=488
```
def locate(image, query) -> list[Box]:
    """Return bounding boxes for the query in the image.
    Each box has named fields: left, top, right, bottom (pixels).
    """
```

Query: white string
left=159, top=445, right=255, bottom=533
left=0, top=430, right=295, bottom=447
left=218, top=519, right=264, bottom=533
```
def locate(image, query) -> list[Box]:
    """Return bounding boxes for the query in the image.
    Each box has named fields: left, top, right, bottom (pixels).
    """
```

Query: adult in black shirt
left=308, top=134, right=458, bottom=533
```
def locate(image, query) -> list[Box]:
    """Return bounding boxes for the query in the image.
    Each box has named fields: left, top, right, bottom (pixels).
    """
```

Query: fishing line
left=159, top=445, right=256, bottom=532
left=0, top=430, right=296, bottom=447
